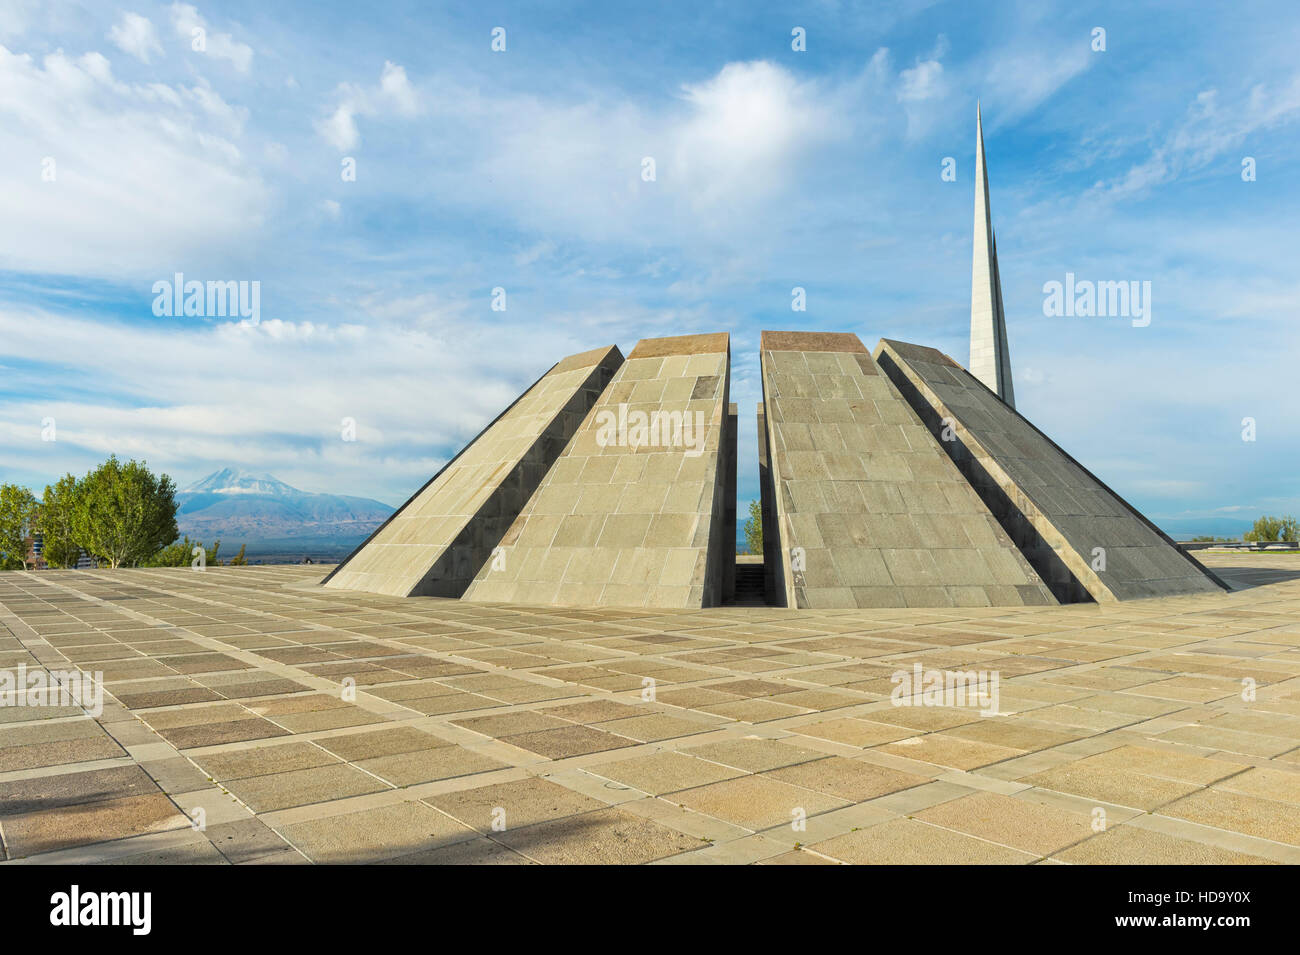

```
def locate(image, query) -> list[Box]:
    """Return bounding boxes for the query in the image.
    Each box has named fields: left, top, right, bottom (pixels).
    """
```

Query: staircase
left=730, top=562, right=767, bottom=606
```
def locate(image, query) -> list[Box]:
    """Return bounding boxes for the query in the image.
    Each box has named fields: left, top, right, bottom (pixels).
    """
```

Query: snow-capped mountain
left=177, top=469, right=394, bottom=558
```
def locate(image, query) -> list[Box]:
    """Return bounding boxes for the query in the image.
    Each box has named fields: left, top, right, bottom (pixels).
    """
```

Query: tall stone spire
left=970, top=102, right=1015, bottom=407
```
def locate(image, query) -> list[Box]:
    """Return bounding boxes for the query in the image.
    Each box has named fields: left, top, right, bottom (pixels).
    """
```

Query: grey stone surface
left=463, top=333, right=735, bottom=608
left=759, top=330, right=1054, bottom=609
left=873, top=338, right=1226, bottom=602
left=324, top=345, right=623, bottom=597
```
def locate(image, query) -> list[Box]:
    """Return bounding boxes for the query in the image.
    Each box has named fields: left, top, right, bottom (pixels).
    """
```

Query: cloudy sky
left=1, top=0, right=1297, bottom=532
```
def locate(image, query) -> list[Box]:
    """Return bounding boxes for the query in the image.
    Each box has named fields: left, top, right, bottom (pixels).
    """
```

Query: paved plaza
left=1, top=553, right=1298, bottom=865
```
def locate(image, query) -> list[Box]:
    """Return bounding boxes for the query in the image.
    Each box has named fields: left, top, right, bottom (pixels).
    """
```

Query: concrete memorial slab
left=758, top=330, right=1054, bottom=609
left=873, top=338, right=1227, bottom=602
left=323, top=345, right=623, bottom=598
left=462, top=332, right=734, bottom=608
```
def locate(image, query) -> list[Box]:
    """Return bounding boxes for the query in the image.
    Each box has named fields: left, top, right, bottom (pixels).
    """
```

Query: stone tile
left=356, top=746, right=508, bottom=786
left=425, top=776, right=606, bottom=831
left=494, top=807, right=701, bottom=864
left=876, top=733, right=1020, bottom=770
left=810, top=817, right=1035, bottom=864
left=914, top=791, right=1094, bottom=855
left=269, top=709, right=388, bottom=733
left=205, top=818, right=299, bottom=864
left=1022, top=764, right=1199, bottom=811
left=672, top=775, right=848, bottom=830
left=793, top=717, right=914, bottom=747
left=277, top=801, right=475, bottom=863
left=100, top=841, right=228, bottom=864
left=453, top=710, right=574, bottom=738
left=3, top=793, right=189, bottom=858
left=1073, top=745, right=1244, bottom=786
left=757, top=849, right=841, bottom=865
left=597, top=714, right=717, bottom=742
left=156, top=718, right=290, bottom=749
left=0, top=764, right=159, bottom=814
left=541, top=699, right=645, bottom=723
left=222, top=764, right=388, bottom=812
left=698, top=699, right=810, bottom=722
left=1160, top=788, right=1300, bottom=845
left=193, top=742, right=340, bottom=781
left=0, top=736, right=126, bottom=772
left=1215, top=766, right=1300, bottom=804
left=765, top=756, right=929, bottom=802
left=683, top=738, right=825, bottom=772
left=380, top=837, right=533, bottom=864
left=504, top=725, right=638, bottom=759
left=584, top=751, right=745, bottom=795
left=1051, top=825, right=1275, bottom=865
left=315, top=727, right=451, bottom=761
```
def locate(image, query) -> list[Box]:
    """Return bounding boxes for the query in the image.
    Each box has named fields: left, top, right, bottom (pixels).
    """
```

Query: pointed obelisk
left=970, top=102, right=1015, bottom=407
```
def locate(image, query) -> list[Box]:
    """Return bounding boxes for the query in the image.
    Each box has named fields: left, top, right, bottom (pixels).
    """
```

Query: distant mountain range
left=177, top=468, right=394, bottom=559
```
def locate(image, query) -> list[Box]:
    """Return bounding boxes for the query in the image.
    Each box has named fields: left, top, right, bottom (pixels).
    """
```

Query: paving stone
left=504, top=725, right=638, bottom=759
left=810, top=817, right=1036, bottom=864
left=277, top=801, right=476, bottom=863
left=193, top=742, right=341, bottom=781
left=0, top=764, right=159, bottom=815
left=1159, top=788, right=1300, bottom=845
left=356, top=746, right=508, bottom=786
left=765, top=756, right=929, bottom=802
left=314, top=727, right=451, bottom=761
left=683, top=738, right=826, bottom=772
left=3, top=793, right=189, bottom=858
left=425, top=776, right=606, bottom=831
left=1022, top=764, right=1200, bottom=812
left=913, top=791, right=1094, bottom=855
left=222, top=764, right=389, bottom=812
left=672, top=775, right=848, bottom=830
left=494, top=807, right=702, bottom=864
left=584, top=751, right=746, bottom=795
left=154, top=717, right=290, bottom=749
left=1051, top=825, right=1275, bottom=865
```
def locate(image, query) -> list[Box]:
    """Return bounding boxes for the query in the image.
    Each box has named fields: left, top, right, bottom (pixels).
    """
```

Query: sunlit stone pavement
left=1, top=554, right=1298, bottom=865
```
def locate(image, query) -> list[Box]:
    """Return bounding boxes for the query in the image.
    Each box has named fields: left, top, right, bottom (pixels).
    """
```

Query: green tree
left=229, top=543, right=248, bottom=566
left=1244, top=515, right=1299, bottom=543
left=0, top=484, right=39, bottom=570
left=742, top=499, right=763, bottom=556
left=39, top=474, right=83, bottom=568
left=143, top=536, right=220, bottom=568
left=71, top=456, right=179, bottom=568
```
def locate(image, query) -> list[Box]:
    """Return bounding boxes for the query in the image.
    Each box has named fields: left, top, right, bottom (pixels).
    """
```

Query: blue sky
left=1, top=0, right=1297, bottom=532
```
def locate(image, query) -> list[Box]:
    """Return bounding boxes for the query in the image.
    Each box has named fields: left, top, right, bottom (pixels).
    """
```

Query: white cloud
left=0, top=43, right=267, bottom=277
left=1091, top=74, right=1300, bottom=201
left=898, top=58, right=944, bottom=102
left=108, top=12, right=162, bottom=63
left=0, top=300, right=649, bottom=503
left=673, top=61, right=833, bottom=207
left=316, top=60, right=422, bottom=151
left=981, top=42, right=1091, bottom=122
left=170, top=3, right=253, bottom=73
left=378, top=61, right=418, bottom=116
left=318, top=95, right=361, bottom=150
left=898, top=35, right=949, bottom=103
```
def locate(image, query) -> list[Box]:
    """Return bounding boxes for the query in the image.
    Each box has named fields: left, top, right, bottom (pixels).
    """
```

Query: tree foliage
left=1244, top=515, right=1300, bottom=543
left=0, top=484, right=39, bottom=570
left=742, top=499, right=763, bottom=556
left=69, top=456, right=179, bottom=569
left=39, top=474, right=83, bottom=568
left=142, top=536, right=220, bottom=568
